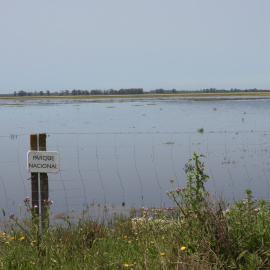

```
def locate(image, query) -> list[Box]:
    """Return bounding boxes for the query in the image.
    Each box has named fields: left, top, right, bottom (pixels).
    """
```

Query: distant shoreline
left=1, top=92, right=270, bottom=100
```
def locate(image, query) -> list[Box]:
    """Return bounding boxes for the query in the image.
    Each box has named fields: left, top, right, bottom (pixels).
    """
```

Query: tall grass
left=1, top=153, right=270, bottom=269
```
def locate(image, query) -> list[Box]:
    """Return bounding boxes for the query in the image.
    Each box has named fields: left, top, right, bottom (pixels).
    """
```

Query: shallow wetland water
left=0, top=95, right=270, bottom=221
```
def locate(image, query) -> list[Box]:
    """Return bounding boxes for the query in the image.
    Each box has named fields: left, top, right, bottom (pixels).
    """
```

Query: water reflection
left=0, top=97, right=270, bottom=219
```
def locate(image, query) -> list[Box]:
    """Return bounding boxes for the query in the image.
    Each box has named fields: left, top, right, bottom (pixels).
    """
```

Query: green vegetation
left=1, top=153, right=270, bottom=269
left=197, top=128, right=204, bottom=134
left=1, top=91, right=270, bottom=100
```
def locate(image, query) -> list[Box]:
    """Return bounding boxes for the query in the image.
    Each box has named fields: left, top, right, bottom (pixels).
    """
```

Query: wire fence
left=0, top=131, right=270, bottom=220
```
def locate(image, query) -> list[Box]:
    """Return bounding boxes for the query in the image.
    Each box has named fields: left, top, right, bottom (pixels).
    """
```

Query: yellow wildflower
left=180, top=246, right=186, bottom=251
left=20, top=236, right=25, bottom=240
left=161, top=252, right=165, bottom=256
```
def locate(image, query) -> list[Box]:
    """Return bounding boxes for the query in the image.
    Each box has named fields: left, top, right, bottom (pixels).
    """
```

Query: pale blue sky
left=1, top=0, right=270, bottom=94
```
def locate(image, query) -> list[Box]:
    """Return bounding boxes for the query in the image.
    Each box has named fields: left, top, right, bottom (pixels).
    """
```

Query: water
left=0, top=96, right=270, bottom=219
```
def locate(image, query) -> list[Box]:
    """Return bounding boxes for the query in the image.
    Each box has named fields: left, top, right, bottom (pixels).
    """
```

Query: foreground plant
left=167, top=152, right=210, bottom=218
left=165, top=153, right=270, bottom=269
left=1, top=153, right=270, bottom=269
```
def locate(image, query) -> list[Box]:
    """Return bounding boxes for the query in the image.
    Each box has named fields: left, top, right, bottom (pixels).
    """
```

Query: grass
left=1, top=153, right=270, bottom=269
left=1, top=92, right=270, bottom=100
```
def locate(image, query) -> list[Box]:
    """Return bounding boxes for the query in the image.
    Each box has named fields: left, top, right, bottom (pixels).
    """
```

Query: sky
left=1, top=0, right=270, bottom=94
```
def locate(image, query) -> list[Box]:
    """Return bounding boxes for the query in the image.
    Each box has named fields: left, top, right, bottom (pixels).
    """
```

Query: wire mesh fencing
left=0, top=131, right=269, bottom=221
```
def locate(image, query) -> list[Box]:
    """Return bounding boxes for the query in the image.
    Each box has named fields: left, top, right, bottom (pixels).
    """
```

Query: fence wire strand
left=0, top=131, right=269, bottom=218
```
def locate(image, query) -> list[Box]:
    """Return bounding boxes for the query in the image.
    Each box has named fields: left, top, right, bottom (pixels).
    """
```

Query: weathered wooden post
left=39, top=133, right=49, bottom=229
left=30, top=134, right=39, bottom=217
left=28, top=133, right=60, bottom=230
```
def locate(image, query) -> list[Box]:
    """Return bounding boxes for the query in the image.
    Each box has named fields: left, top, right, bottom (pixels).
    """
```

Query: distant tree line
left=13, top=88, right=144, bottom=96
left=202, top=88, right=217, bottom=93
left=71, top=88, right=143, bottom=95
left=8, top=87, right=270, bottom=97
left=202, top=88, right=267, bottom=93
left=14, top=90, right=51, bottom=96
left=150, top=88, right=270, bottom=94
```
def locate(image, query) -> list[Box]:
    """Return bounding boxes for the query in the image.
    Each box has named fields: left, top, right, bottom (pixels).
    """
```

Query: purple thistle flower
left=23, top=198, right=28, bottom=203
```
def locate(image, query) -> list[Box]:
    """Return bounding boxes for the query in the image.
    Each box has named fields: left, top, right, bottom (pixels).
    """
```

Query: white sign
left=27, top=151, right=60, bottom=173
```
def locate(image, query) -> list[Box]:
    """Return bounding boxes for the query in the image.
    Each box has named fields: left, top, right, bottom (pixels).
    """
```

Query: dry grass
left=1, top=91, right=270, bottom=100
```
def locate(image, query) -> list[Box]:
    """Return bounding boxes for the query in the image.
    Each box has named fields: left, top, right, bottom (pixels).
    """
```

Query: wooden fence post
left=30, top=134, right=39, bottom=217
left=39, top=133, right=49, bottom=229
left=29, top=133, right=57, bottom=230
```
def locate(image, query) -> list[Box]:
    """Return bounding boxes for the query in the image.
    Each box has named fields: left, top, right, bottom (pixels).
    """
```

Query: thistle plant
left=167, top=152, right=209, bottom=218
left=5, top=197, right=54, bottom=250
